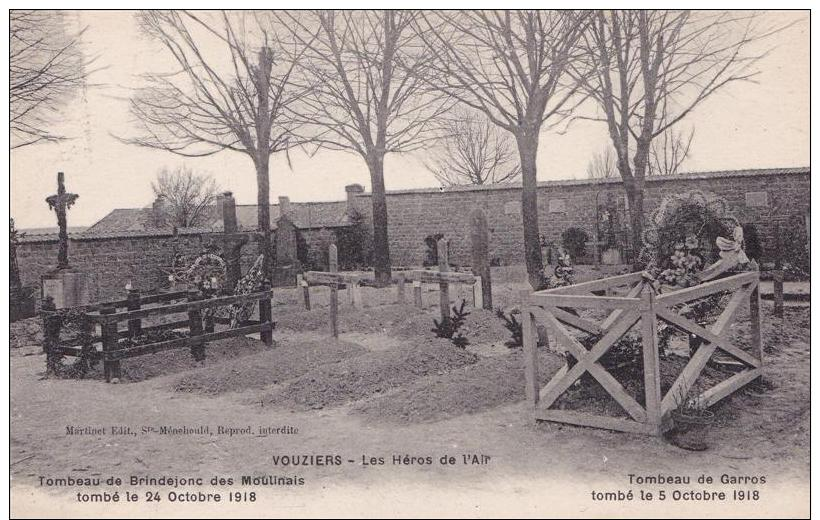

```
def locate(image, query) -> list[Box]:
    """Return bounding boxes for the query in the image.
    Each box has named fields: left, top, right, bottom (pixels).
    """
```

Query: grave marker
left=470, top=208, right=492, bottom=310
left=437, top=237, right=450, bottom=322
left=329, top=244, right=339, bottom=338
left=41, top=172, right=89, bottom=308
left=273, top=215, right=299, bottom=286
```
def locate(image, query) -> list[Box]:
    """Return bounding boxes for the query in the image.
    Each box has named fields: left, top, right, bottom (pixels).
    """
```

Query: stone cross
left=45, top=172, right=79, bottom=269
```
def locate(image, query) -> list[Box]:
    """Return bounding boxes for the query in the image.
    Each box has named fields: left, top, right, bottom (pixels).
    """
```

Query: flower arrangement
left=541, top=247, right=575, bottom=289
left=656, top=236, right=704, bottom=288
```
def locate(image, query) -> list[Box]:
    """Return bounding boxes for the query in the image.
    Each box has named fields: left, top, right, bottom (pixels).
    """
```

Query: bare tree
left=416, top=10, right=591, bottom=288
left=125, top=10, right=306, bottom=277
left=276, top=10, right=449, bottom=284
left=10, top=10, right=92, bottom=148
left=648, top=126, right=694, bottom=176
left=578, top=10, right=782, bottom=260
left=426, top=110, right=521, bottom=186
left=587, top=127, right=692, bottom=179
left=586, top=148, right=617, bottom=179
left=150, top=165, right=220, bottom=228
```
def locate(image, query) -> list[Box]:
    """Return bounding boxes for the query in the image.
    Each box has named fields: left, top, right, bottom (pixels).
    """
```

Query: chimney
left=215, top=192, right=226, bottom=224
left=345, top=184, right=364, bottom=216
left=152, top=194, right=167, bottom=225
left=278, top=196, right=291, bottom=219
left=221, top=192, right=237, bottom=232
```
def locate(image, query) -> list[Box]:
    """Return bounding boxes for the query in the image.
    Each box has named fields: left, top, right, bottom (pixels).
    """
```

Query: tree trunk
left=367, top=153, right=392, bottom=285
left=516, top=131, right=545, bottom=289
left=255, top=154, right=273, bottom=280
left=254, top=48, right=274, bottom=281
left=624, top=178, right=645, bottom=268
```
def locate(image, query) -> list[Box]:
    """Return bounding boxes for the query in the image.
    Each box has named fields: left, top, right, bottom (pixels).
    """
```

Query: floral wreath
left=639, top=190, right=738, bottom=288
left=183, top=253, right=227, bottom=290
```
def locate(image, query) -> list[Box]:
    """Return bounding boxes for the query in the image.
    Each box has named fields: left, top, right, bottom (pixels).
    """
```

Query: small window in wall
left=549, top=198, right=566, bottom=213
left=745, top=191, right=768, bottom=207
left=503, top=201, right=520, bottom=216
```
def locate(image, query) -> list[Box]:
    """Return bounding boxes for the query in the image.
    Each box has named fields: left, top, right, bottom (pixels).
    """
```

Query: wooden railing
left=44, top=284, right=274, bottom=382
left=521, top=270, right=762, bottom=436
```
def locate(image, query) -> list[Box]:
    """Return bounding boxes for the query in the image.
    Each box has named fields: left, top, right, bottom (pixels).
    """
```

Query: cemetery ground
left=10, top=266, right=809, bottom=511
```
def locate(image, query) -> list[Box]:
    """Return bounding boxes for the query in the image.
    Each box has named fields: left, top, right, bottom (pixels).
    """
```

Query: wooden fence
left=44, top=284, right=274, bottom=382
left=521, top=270, right=763, bottom=436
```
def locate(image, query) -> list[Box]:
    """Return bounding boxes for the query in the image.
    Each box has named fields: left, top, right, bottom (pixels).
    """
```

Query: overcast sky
left=10, top=10, right=809, bottom=229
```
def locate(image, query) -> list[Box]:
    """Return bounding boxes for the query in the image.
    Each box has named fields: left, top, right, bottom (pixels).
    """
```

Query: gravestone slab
left=42, top=269, right=90, bottom=309
left=273, top=215, right=299, bottom=286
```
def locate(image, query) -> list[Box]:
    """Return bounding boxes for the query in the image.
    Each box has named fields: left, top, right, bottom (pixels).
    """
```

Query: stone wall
left=16, top=228, right=338, bottom=303
left=16, top=233, right=207, bottom=302
left=16, top=168, right=809, bottom=302
left=348, top=168, right=810, bottom=266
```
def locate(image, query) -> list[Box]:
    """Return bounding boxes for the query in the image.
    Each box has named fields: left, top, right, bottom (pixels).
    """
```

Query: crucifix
left=45, top=172, right=79, bottom=270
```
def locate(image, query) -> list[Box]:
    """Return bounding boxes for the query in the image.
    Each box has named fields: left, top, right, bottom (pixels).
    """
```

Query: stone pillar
left=215, top=192, right=226, bottom=224
left=272, top=216, right=299, bottom=287
left=345, top=184, right=365, bottom=215
left=152, top=194, right=167, bottom=226
left=221, top=192, right=241, bottom=289
left=278, top=196, right=291, bottom=218
left=222, top=192, right=237, bottom=231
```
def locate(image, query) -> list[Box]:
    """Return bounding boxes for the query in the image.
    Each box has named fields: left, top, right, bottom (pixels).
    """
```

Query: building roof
left=17, top=226, right=88, bottom=243
left=83, top=200, right=352, bottom=237
left=232, top=201, right=351, bottom=231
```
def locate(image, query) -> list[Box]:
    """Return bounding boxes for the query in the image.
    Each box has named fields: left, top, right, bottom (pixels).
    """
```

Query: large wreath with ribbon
left=639, top=190, right=750, bottom=289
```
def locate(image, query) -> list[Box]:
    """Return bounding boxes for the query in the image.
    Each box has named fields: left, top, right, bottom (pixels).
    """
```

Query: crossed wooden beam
left=302, top=239, right=481, bottom=328
left=522, top=270, right=763, bottom=436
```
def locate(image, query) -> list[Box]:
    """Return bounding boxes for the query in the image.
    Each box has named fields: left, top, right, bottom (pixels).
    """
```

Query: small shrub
left=495, top=308, right=522, bottom=348
left=495, top=308, right=549, bottom=349
left=432, top=299, right=470, bottom=348
left=561, top=227, right=589, bottom=261
left=337, top=210, right=373, bottom=270
left=741, top=223, right=762, bottom=262
left=778, top=215, right=809, bottom=278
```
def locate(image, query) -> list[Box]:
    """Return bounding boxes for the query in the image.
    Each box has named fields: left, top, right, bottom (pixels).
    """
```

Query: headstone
left=41, top=172, right=89, bottom=309
left=437, top=238, right=450, bottom=322
left=470, top=208, right=492, bottom=309
left=272, top=215, right=299, bottom=287
left=328, top=244, right=339, bottom=339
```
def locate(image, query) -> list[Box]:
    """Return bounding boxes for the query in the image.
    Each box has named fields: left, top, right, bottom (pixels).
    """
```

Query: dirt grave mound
left=354, top=349, right=565, bottom=423
left=275, top=304, right=424, bottom=335
left=173, top=339, right=367, bottom=395
left=263, top=338, right=478, bottom=410
left=62, top=336, right=270, bottom=383
left=459, top=308, right=515, bottom=345
left=276, top=304, right=512, bottom=344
